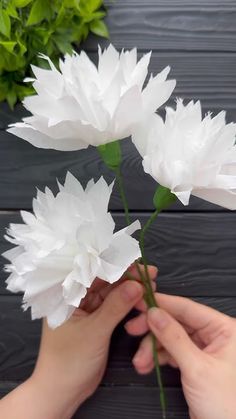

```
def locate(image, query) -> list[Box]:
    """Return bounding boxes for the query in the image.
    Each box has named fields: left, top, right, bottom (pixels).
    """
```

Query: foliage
left=0, top=0, right=109, bottom=107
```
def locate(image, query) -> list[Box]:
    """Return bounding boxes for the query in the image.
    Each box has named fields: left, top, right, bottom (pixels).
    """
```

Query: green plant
left=0, top=0, right=109, bottom=108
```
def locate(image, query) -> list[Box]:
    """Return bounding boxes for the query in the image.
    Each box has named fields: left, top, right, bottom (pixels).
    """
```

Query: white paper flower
left=7, top=45, right=175, bottom=151
left=2, top=173, right=141, bottom=328
left=132, top=99, right=236, bottom=209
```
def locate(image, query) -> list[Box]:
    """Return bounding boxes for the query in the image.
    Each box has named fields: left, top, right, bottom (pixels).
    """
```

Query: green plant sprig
left=0, top=0, right=109, bottom=108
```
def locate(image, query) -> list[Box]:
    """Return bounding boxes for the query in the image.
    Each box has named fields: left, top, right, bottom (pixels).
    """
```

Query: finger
left=133, top=334, right=164, bottom=370
left=84, top=292, right=103, bottom=313
left=132, top=333, right=178, bottom=375
left=148, top=308, right=204, bottom=374
left=134, top=279, right=158, bottom=314
left=134, top=348, right=176, bottom=375
left=125, top=312, right=149, bottom=336
left=132, top=334, right=154, bottom=373
left=134, top=358, right=154, bottom=375
left=127, top=264, right=158, bottom=283
left=156, top=293, right=229, bottom=330
left=94, top=280, right=144, bottom=335
left=133, top=334, right=153, bottom=365
left=89, top=277, right=108, bottom=293
left=135, top=298, right=148, bottom=312
left=98, top=265, right=157, bottom=302
left=99, top=276, right=156, bottom=301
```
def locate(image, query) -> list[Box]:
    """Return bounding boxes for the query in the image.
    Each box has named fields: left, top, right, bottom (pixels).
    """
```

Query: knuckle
left=218, top=320, right=234, bottom=341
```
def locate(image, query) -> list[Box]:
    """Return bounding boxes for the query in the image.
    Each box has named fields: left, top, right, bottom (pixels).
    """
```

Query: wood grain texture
left=74, top=387, right=189, bottom=419
left=0, top=1, right=236, bottom=417
left=83, top=0, right=236, bottom=52
left=1, top=52, right=236, bottom=130
left=1, top=212, right=236, bottom=296
left=1, top=51, right=236, bottom=210
left=1, top=130, right=236, bottom=212
left=0, top=295, right=235, bottom=385
left=0, top=384, right=189, bottom=418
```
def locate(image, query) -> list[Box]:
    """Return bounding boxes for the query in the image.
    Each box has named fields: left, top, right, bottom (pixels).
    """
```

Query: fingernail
left=150, top=265, right=158, bottom=276
left=122, top=282, right=142, bottom=302
left=133, top=347, right=144, bottom=364
left=124, top=320, right=130, bottom=331
left=148, top=308, right=168, bottom=330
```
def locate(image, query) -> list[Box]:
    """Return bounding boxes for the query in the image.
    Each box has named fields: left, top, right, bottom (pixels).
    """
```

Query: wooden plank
left=105, top=0, right=236, bottom=5
left=83, top=1, right=236, bottom=52
left=1, top=52, right=236, bottom=129
left=1, top=132, right=236, bottom=211
left=0, top=293, right=235, bottom=384
left=0, top=103, right=29, bottom=131
left=0, top=384, right=189, bottom=419
left=1, top=212, right=236, bottom=296
left=75, top=387, right=189, bottom=419
left=0, top=382, right=17, bottom=397
left=1, top=51, right=236, bottom=210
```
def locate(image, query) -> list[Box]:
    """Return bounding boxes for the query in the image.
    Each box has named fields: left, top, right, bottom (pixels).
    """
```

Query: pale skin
left=0, top=266, right=236, bottom=419
left=126, top=292, right=236, bottom=419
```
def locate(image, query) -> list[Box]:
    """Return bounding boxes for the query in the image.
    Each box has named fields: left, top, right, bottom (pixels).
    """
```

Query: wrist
left=29, top=372, right=84, bottom=419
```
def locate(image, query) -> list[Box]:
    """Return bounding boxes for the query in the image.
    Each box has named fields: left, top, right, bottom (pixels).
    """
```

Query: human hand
left=125, top=293, right=236, bottom=419
left=30, top=264, right=157, bottom=419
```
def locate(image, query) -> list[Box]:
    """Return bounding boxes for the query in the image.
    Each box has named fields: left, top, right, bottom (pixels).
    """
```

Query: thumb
left=95, top=281, right=143, bottom=335
left=148, top=307, right=204, bottom=374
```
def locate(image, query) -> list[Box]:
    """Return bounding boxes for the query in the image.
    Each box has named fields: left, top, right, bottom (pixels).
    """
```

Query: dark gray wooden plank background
left=0, top=1, right=236, bottom=418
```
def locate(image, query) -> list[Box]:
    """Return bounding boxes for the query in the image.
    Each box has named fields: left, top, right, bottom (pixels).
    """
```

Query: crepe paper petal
left=193, top=188, right=236, bottom=210
left=98, top=230, right=141, bottom=284
left=132, top=99, right=236, bottom=210
left=3, top=173, right=141, bottom=328
left=8, top=123, right=88, bottom=151
left=8, top=45, right=175, bottom=151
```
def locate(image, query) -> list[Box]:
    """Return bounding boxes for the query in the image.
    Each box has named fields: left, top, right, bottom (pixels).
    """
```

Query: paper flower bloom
left=2, top=173, right=141, bottom=328
left=132, top=99, right=236, bottom=209
left=8, top=45, right=175, bottom=151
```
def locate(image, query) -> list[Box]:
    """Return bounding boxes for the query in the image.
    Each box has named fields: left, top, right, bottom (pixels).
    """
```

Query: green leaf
left=0, top=9, right=11, bottom=38
left=16, top=83, right=35, bottom=100
left=89, top=20, right=109, bottom=38
left=6, top=88, right=17, bottom=109
left=26, top=0, right=49, bottom=26
left=82, top=0, right=103, bottom=13
left=13, top=0, right=33, bottom=7
left=91, top=0, right=103, bottom=10
left=153, top=185, right=177, bottom=212
left=0, top=41, right=17, bottom=53
left=63, top=0, right=79, bottom=8
left=90, top=19, right=109, bottom=38
left=55, top=5, right=66, bottom=26
left=90, top=11, right=106, bottom=20
left=17, top=39, right=27, bottom=55
left=33, top=27, right=52, bottom=46
left=0, top=0, right=108, bottom=106
left=98, top=140, right=122, bottom=171
left=54, top=37, right=73, bottom=54
left=6, top=2, right=19, bottom=19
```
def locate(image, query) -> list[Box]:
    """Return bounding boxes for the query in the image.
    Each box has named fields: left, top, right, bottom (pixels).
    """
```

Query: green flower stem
left=114, top=166, right=131, bottom=226
left=152, top=334, right=167, bottom=419
left=139, top=208, right=167, bottom=417
left=114, top=166, right=166, bottom=419
left=114, top=167, right=154, bottom=305
left=139, top=208, right=159, bottom=307
left=114, top=167, right=153, bottom=301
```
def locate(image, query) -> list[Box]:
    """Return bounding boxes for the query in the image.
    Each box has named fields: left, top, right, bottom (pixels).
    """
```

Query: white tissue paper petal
left=7, top=45, right=175, bottom=150
left=2, top=173, right=141, bottom=328
left=132, top=99, right=236, bottom=210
